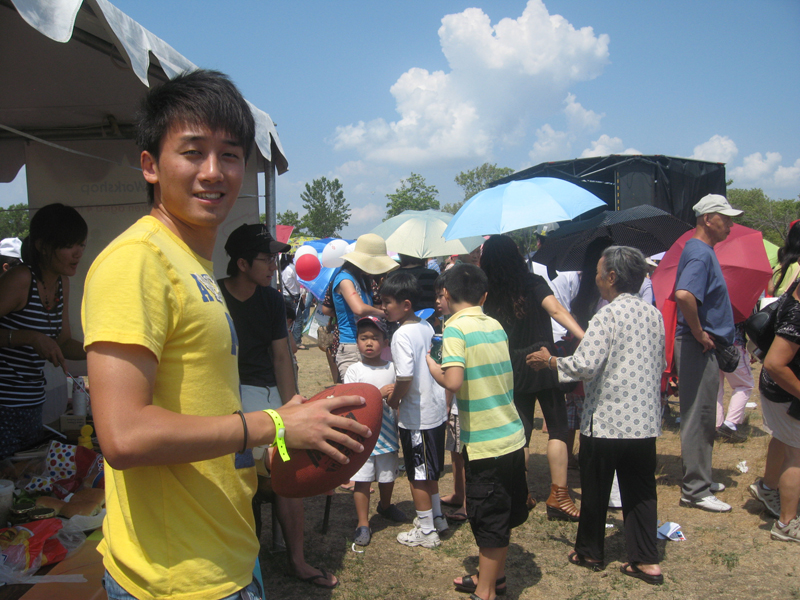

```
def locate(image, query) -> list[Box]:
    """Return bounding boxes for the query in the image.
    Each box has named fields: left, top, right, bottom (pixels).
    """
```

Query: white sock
left=724, top=420, right=737, bottom=430
left=431, top=493, right=442, bottom=518
left=417, top=509, right=434, bottom=534
left=761, top=481, right=775, bottom=491
left=778, top=520, right=787, bottom=528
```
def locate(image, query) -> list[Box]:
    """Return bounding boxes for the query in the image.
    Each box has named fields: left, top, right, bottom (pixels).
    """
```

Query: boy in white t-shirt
left=345, top=316, right=407, bottom=546
left=381, top=271, right=448, bottom=549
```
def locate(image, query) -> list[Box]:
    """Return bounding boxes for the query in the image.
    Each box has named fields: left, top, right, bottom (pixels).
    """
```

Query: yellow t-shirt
left=82, top=216, right=257, bottom=600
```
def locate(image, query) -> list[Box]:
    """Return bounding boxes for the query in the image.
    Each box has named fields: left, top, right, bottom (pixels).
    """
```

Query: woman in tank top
left=0, top=203, right=88, bottom=459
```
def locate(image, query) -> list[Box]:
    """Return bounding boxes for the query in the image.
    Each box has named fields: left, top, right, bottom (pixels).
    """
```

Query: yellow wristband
left=264, top=409, right=290, bottom=462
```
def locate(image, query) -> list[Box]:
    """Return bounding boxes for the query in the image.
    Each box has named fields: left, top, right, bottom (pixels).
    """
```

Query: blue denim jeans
left=103, top=571, right=264, bottom=600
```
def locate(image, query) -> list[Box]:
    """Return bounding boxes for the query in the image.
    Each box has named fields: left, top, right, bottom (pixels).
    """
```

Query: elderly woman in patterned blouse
left=528, top=246, right=666, bottom=585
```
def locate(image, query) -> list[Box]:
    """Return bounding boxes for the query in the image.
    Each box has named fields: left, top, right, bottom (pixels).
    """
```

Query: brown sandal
left=545, top=483, right=580, bottom=522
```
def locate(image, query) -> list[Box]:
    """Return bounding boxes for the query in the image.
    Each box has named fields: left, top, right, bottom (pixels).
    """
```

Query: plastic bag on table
left=0, top=518, right=68, bottom=582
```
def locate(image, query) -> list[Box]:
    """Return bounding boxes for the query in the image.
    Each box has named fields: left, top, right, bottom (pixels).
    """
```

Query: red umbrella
left=652, top=225, right=773, bottom=372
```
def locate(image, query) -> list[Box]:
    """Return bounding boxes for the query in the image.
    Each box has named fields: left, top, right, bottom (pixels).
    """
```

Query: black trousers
left=574, top=435, right=659, bottom=564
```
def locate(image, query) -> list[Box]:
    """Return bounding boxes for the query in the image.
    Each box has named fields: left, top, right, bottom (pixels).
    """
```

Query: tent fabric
left=490, top=155, right=727, bottom=226
left=3, top=0, right=288, bottom=178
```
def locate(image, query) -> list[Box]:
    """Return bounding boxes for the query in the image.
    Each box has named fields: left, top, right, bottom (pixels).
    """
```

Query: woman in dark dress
left=481, top=234, right=585, bottom=520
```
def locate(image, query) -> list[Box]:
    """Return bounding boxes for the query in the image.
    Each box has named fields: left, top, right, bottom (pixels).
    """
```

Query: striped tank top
left=0, top=266, right=63, bottom=408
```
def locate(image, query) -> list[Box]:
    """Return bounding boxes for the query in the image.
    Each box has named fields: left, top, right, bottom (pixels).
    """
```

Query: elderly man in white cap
left=674, top=194, right=743, bottom=513
left=0, top=237, right=22, bottom=271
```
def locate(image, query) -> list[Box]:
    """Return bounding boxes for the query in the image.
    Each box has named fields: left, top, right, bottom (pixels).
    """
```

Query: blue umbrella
left=442, top=177, right=606, bottom=240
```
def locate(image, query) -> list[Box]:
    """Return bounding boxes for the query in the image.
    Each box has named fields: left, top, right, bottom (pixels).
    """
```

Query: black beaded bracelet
left=234, top=410, right=248, bottom=454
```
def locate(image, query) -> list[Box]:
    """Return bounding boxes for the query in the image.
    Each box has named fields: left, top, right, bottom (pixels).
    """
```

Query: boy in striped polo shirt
left=427, top=263, right=527, bottom=600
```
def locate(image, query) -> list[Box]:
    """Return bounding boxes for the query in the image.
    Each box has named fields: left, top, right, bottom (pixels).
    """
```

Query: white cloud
left=349, top=203, right=384, bottom=226
left=730, top=151, right=782, bottom=183
left=775, top=158, right=800, bottom=189
left=528, top=124, right=572, bottom=164
left=691, top=135, right=738, bottom=164
left=333, top=0, right=609, bottom=165
left=564, top=93, right=602, bottom=132
left=727, top=152, right=800, bottom=192
left=581, top=135, right=640, bottom=158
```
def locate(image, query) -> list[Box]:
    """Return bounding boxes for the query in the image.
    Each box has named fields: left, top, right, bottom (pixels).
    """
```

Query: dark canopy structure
left=490, top=155, right=727, bottom=226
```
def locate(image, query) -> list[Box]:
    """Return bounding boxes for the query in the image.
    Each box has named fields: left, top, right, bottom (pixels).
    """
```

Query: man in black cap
left=219, top=223, right=339, bottom=589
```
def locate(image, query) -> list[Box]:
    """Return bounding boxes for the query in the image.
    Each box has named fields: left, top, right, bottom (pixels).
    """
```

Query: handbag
left=744, top=299, right=779, bottom=359
left=712, top=336, right=740, bottom=373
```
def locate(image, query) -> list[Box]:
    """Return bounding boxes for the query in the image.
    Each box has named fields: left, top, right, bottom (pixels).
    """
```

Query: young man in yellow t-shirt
left=82, top=69, right=369, bottom=600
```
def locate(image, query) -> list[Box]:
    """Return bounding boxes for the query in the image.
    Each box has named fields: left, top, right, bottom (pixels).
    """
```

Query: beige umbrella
left=369, top=210, right=483, bottom=259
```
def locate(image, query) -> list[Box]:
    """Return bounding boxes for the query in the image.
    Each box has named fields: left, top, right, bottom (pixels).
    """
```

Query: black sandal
left=454, top=574, right=507, bottom=595
left=620, top=562, right=663, bottom=585
left=568, top=551, right=604, bottom=572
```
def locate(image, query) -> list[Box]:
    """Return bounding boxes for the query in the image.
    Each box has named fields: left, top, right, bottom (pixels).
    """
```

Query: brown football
left=270, top=382, right=383, bottom=498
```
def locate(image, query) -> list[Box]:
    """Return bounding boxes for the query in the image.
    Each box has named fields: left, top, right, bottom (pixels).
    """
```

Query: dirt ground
left=256, top=339, right=799, bottom=600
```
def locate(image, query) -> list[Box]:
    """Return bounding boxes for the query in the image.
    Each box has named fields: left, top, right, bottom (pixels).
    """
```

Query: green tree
left=299, top=177, right=350, bottom=238
left=728, top=187, right=800, bottom=246
left=0, top=203, right=30, bottom=240
left=443, top=163, right=515, bottom=214
left=273, top=209, right=307, bottom=235
left=385, top=173, right=439, bottom=219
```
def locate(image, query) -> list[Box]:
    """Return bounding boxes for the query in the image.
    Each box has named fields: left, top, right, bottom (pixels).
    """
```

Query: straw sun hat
left=343, top=234, right=398, bottom=275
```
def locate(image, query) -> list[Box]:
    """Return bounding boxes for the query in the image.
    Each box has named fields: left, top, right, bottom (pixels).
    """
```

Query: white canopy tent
left=1, top=0, right=289, bottom=416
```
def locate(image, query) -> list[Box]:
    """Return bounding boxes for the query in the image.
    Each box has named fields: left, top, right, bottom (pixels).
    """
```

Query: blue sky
left=3, top=0, right=799, bottom=238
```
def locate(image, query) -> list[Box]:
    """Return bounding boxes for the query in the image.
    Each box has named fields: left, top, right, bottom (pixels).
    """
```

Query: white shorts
left=761, top=395, right=800, bottom=449
left=352, top=452, right=399, bottom=484
left=241, top=385, right=282, bottom=412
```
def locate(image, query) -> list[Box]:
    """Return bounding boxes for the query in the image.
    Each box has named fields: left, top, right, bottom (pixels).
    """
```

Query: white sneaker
left=771, top=517, right=800, bottom=543
left=710, top=482, right=726, bottom=493
left=397, top=525, right=441, bottom=548
left=413, top=515, right=448, bottom=533
left=749, top=479, right=781, bottom=518
left=680, top=495, right=732, bottom=513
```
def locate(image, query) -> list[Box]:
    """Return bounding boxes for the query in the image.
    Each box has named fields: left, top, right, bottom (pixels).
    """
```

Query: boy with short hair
left=381, top=271, right=448, bottom=548
left=427, top=263, right=527, bottom=600
left=345, top=316, right=407, bottom=546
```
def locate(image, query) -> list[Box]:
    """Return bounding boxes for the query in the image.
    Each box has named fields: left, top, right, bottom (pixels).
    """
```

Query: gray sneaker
left=749, top=479, right=781, bottom=518
left=353, top=526, right=371, bottom=546
left=680, top=495, right=732, bottom=512
left=771, top=517, right=800, bottom=543
left=397, top=525, right=441, bottom=548
left=413, top=515, right=448, bottom=533
left=376, top=503, right=408, bottom=522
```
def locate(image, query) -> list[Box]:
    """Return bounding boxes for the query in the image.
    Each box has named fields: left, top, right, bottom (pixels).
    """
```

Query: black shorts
left=463, top=446, right=528, bottom=548
left=399, top=422, right=446, bottom=481
left=514, top=388, right=569, bottom=444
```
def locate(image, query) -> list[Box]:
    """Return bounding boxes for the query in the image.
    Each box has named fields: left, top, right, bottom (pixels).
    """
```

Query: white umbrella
left=370, top=209, right=484, bottom=259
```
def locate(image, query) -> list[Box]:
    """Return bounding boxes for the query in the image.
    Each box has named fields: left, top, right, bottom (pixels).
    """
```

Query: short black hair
left=357, top=319, right=387, bottom=339
left=443, top=264, right=487, bottom=305
left=285, top=302, right=297, bottom=323
left=226, top=249, right=259, bottom=277
left=136, top=69, right=256, bottom=204
left=380, top=271, right=421, bottom=309
left=434, top=270, right=448, bottom=293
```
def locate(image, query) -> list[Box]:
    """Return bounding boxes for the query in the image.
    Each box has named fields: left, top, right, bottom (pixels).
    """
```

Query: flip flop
left=568, top=551, right=604, bottom=572
left=620, top=562, right=663, bottom=585
left=454, top=574, right=506, bottom=595
left=446, top=511, right=468, bottom=522
left=299, top=567, right=339, bottom=589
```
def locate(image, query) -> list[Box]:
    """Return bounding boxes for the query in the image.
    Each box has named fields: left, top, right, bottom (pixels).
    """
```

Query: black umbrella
left=531, top=205, right=692, bottom=278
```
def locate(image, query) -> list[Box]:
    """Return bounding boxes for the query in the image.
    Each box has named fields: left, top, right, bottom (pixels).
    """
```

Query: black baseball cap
left=225, top=223, right=291, bottom=257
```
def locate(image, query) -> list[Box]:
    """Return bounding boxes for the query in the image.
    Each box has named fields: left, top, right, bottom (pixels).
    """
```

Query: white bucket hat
left=342, top=234, right=399, bottom=275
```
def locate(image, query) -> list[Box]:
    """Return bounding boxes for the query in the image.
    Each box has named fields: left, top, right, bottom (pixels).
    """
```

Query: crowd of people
left=0, top=67, right=798, bottom=600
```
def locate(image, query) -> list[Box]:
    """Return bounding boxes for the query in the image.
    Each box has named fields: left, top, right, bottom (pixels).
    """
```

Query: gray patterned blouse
left=557, top=293, right=665, bottom=439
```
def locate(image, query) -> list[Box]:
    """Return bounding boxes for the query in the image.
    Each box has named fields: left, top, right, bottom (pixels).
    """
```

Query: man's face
left=141, top=124, right=245, bottom=231
left=706, top=212, right=734, bottom=243
left=356, top=327, right=386, bottom=359
left=241, top=252, right=278, bottom=287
